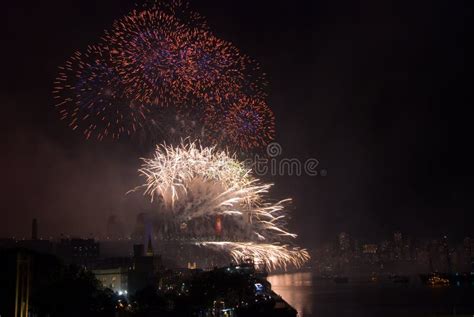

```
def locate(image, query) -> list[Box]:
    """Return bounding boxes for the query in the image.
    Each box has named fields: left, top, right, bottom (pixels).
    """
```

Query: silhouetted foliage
left=0, top=249, right=116, bottom=317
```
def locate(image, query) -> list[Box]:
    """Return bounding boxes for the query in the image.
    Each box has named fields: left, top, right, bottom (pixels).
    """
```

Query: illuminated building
left=92, top=267, right=129, bottom=295
left=362, top=244, right=378, bottom=254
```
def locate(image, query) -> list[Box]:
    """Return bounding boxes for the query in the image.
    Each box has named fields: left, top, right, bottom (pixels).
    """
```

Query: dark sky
left=1, top=0, right=473, bottom=245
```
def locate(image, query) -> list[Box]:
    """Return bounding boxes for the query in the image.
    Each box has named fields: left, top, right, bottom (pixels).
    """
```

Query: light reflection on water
left=268, top=272, right=474, bottom=317
left=268, top=272, right=313, bottom=317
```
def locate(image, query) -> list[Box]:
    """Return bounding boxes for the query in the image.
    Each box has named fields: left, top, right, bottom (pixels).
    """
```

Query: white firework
left=138, top=141, right=310, bottom=270
left=196, top=241, right=310, bottom=271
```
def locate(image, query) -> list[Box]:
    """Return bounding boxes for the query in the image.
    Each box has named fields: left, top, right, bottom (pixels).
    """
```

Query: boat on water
left=419, top=272, right=474, bottom=287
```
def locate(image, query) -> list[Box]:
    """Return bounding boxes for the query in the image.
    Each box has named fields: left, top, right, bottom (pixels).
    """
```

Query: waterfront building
left=93, top=267, right=129, bottom=295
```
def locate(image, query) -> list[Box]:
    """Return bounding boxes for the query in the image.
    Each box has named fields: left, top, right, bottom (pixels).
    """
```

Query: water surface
left=268, top=272, right=474, bottom=317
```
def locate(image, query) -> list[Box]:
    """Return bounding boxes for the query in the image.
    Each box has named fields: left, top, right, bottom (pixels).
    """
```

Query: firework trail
left=137, top=141, right=309, bottom=270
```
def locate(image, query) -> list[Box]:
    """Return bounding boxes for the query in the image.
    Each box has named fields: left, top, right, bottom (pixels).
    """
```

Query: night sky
left=2, top=0, right=473, bottom=246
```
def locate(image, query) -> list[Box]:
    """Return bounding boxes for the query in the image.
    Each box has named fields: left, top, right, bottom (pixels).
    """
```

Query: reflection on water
left=268, top=272, right=313, bottom=317
left=268, top=272, right=474, bottom=317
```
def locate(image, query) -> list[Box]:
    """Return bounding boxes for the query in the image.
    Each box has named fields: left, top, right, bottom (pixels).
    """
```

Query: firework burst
left=137, top=142, right=309, bottom=270
left=103, top=5, right=250, bottom=106
left=53, top=0, right=272, bottom=151
left=206, top=95, right=275, bottom=150
left=52, top=44, right=149, bottom=140
left=104, top=9, right=187, bottom=105
left=196, top=242, right=310, bottom=271
left=138, top=0, right=209, bottom=30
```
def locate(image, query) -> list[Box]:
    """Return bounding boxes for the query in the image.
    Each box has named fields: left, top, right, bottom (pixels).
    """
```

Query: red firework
left=104, top=6, right=253, bottom=108
left=206, top=94, right=275, bottom=150
left=104, top=9, right=193, bottom=105
left=53, top=0, right=271, bottom=149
